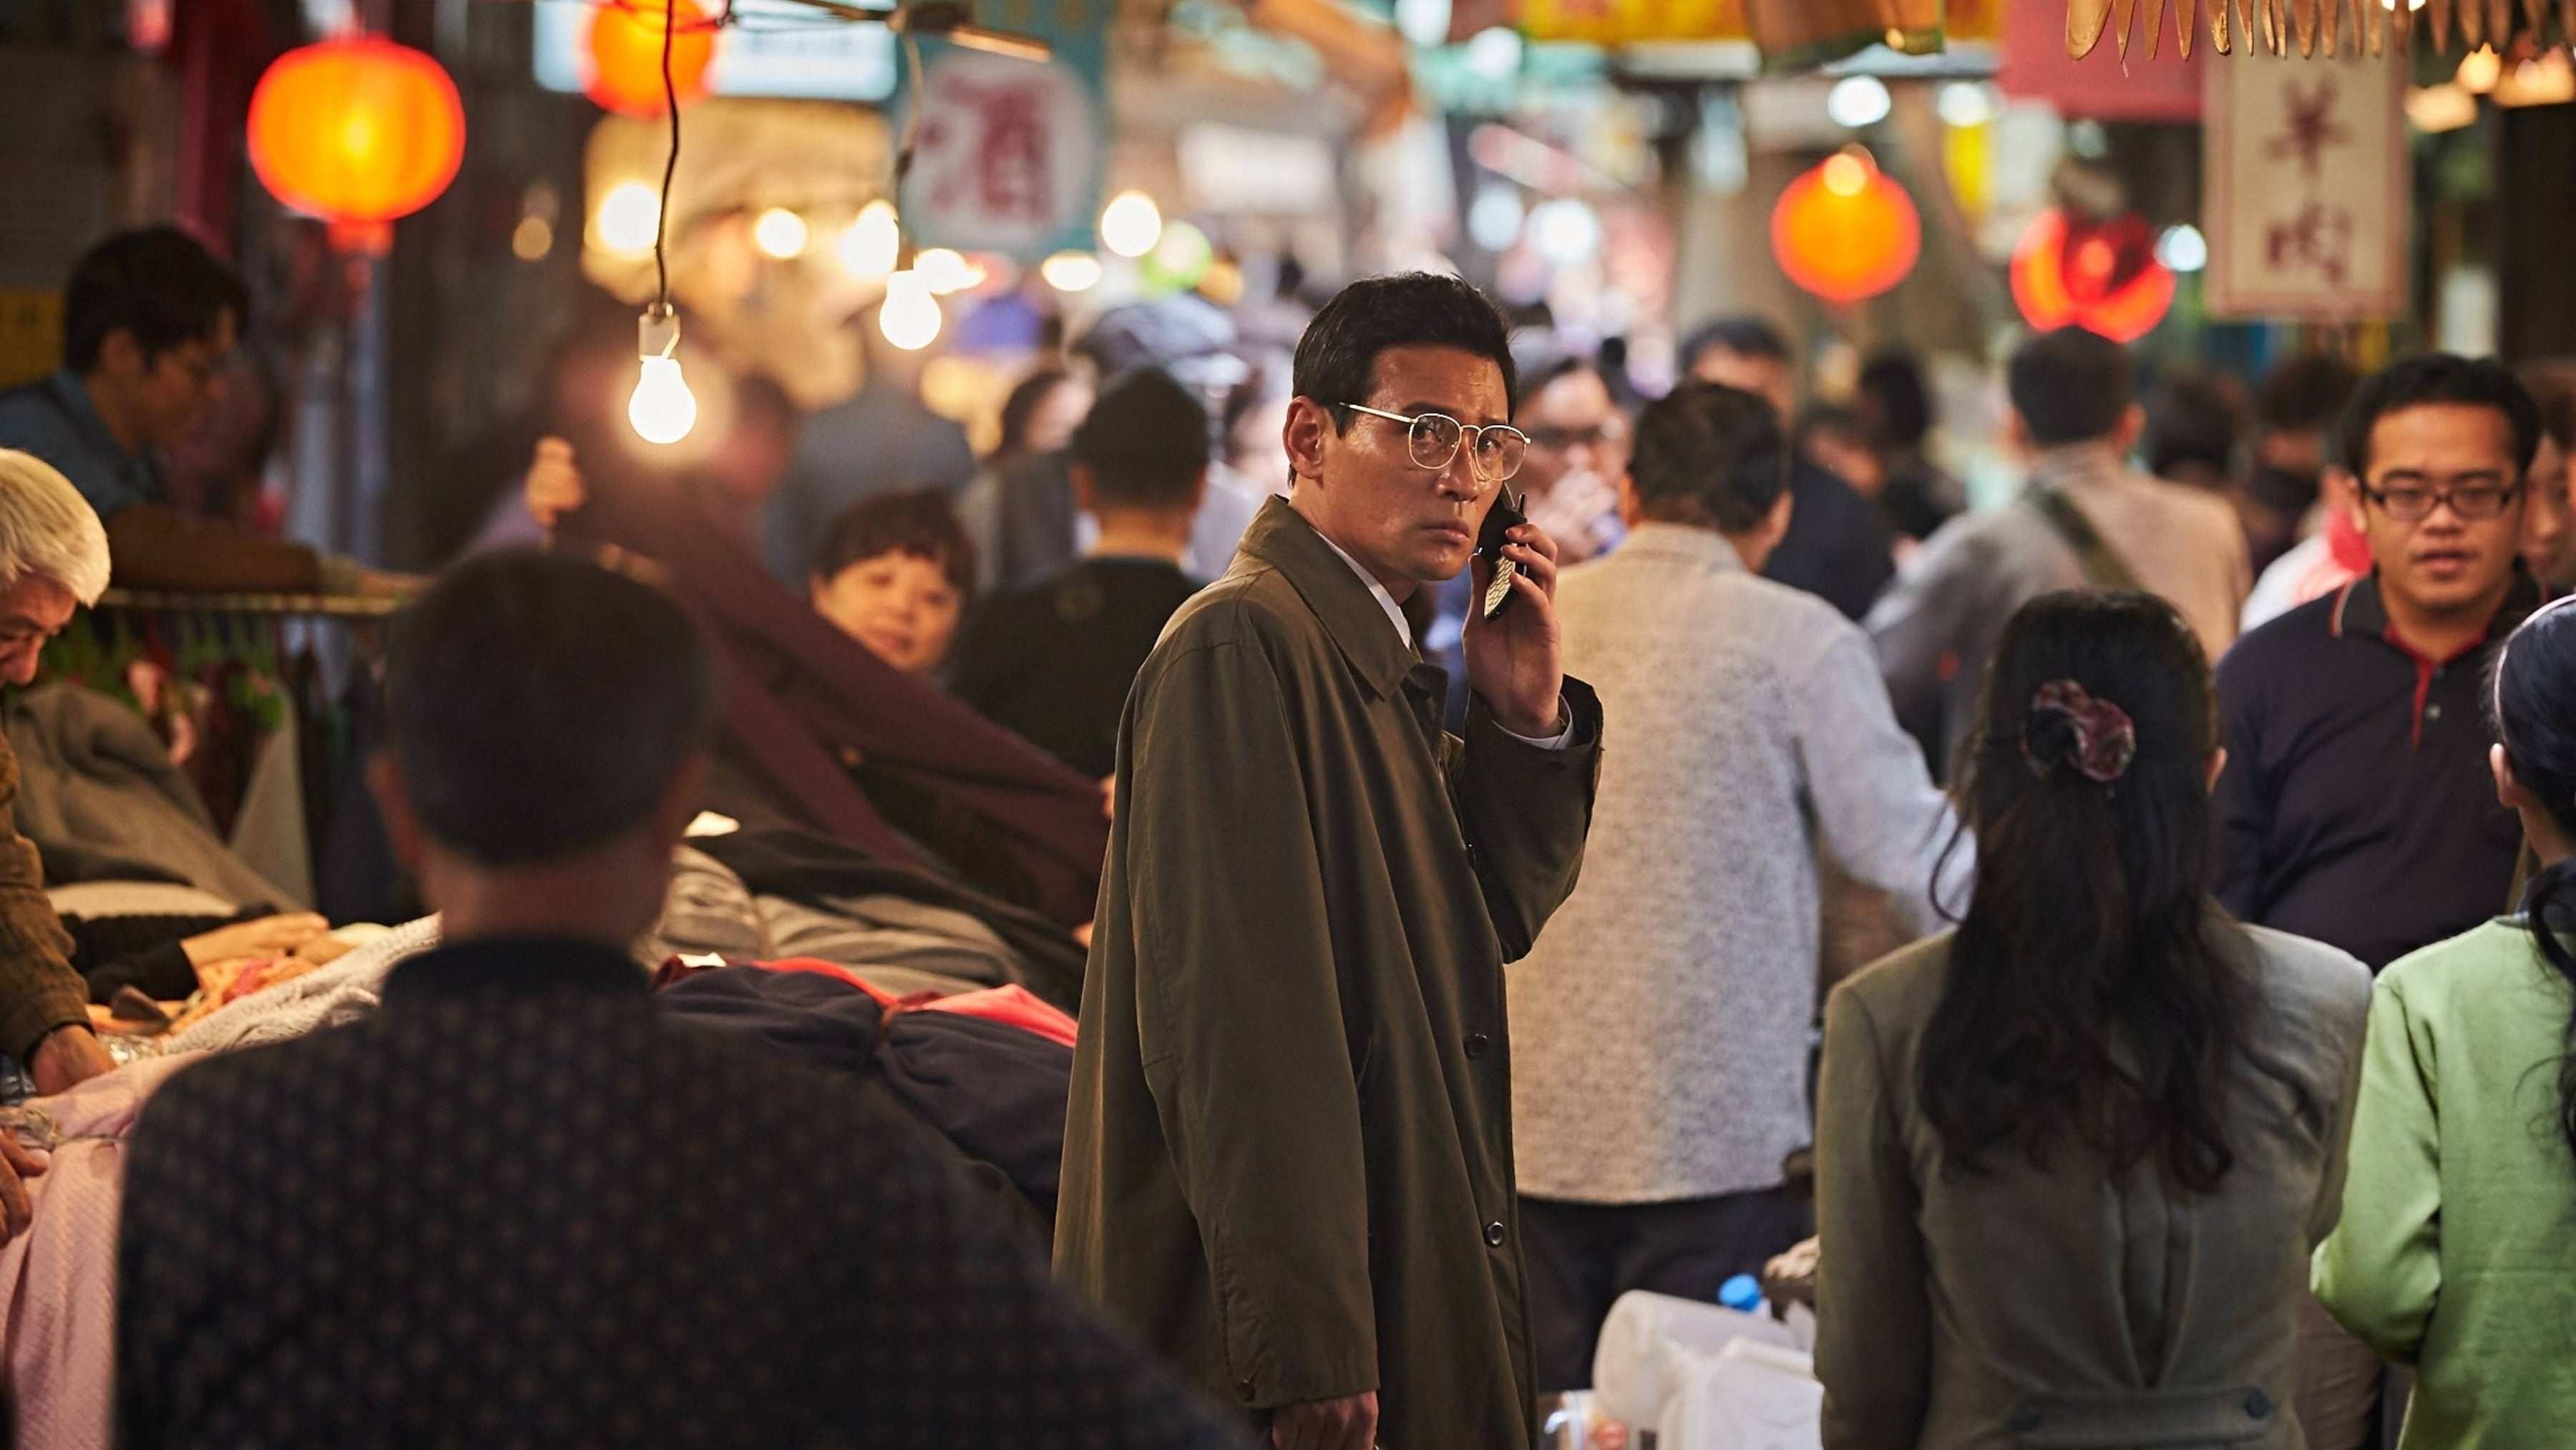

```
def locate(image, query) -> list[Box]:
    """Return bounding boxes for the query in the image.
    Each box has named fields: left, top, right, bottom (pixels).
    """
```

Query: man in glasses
left=0, top=228, right=406, bottom=595
left=1058, top=273, right=1604, bottom=1450
left=1513, top=356, right=1629, bottom=567
left=2217, top=354, right=2543, bottom=975
left=2214, top=352, right=2544, bottom=1450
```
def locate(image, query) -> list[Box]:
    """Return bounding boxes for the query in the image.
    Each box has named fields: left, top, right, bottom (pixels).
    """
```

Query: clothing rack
left=91, top=589, right=402, bottom=620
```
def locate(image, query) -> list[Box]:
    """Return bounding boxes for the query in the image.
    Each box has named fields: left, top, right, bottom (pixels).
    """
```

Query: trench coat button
left=1238, top=1378, right=1257, bottom=1401
left=1466, top=1031, right=1491, bottom=1059
left=1484, top=1220, right=1507, bottom=1247
left=2245, top=1389, right=2274, bottom=1419
left=2006, top=1406, right=2041, bottom=1433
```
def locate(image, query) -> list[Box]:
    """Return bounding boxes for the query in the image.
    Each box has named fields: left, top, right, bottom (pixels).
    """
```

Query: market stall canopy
left=2064, top=0, right=2576, bottom=58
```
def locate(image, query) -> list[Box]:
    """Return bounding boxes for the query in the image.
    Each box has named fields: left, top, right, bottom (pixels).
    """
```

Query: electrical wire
left=653, top=0, right=680, bottom=311
left=893, top=31, right=924, bottom=189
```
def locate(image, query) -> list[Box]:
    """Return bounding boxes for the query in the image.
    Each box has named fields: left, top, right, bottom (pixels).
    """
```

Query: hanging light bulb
left=913, top=247, right=985, bottom=295
left=839, top=200, right=901, bottom=280
left=1100, top=191, right=1163, bottom=259
left=597, top=181, right=661, bottom=253
left=753, top=207, right=809, bottom=259
left=625, top=0, right=696, bottom=447
left=879, top=271, right=942, bottom=351
left=628, top=303, right=698, bottom=444
left=1040, top=250, right=1103, bottom=291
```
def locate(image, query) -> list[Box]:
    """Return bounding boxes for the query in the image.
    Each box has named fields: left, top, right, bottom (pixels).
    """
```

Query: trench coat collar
left=1237, top=496, right=1422, bottom=699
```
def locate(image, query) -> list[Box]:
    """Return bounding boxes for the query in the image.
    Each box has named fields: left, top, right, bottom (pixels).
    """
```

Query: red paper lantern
left=248, top=37, right=464, bottom=255
left=1770, top=152, right=1922, bottom=305
left=2011, top=209, right=2176, bottom=344
left=587, top=0, right=718, bottom=116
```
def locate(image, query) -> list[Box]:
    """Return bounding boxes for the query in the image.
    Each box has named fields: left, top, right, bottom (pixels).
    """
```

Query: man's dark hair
left=63, top=226, right=250, bottom=374
left=809, top=487, right=975, bottom=593
left=2255, top=354, right=2362, bottom=437
left=1858, top=351, right=1933, bottom=449
left=386, top=551, right=713, bottom=866
left=2333, top=354, right=2542, bottom=478
left=1515, top=356, right=1606, bottom=417
left=1292, top=273, right=1518, bottom=428
left=1681, top=316, right=1792, bottom=374
left=2008, top=328, right=2136, bottom=449
left=1793, top=404, right=1870, bottom=457
left=1073, top=368, right=1209, bottom=510
left=1629, top=382, right=1789, bottom=532
left=2141, top=369, right=2245, bottom=480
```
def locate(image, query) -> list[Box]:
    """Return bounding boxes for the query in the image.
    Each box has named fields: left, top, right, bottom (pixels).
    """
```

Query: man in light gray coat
left=1507, top=383, right=1970, bottom=1392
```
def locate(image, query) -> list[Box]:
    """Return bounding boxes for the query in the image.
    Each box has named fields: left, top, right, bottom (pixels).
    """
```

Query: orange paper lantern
left=1770, top=152, right=1922, bottom=304
left=587, top=0, right=717, bottom=116
left=2010, top=208, right=2176, bottom=344
left=247, top=37, right=465, bottom=256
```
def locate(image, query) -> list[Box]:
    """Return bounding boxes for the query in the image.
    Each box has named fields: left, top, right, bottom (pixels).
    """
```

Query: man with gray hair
left=0, top=449, right=119, bottom=1239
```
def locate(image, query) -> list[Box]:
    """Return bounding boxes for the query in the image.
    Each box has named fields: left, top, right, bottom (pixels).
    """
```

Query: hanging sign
left=2203, top=44, right=2409, bottom=321
left=897, top=0, right=1111, bottom=261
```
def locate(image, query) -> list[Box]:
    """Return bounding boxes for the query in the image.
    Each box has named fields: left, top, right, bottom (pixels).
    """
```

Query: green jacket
left=2314, top=916, right=2576, bottom=1449
left=1055, top=499, right=1601, bottom=1450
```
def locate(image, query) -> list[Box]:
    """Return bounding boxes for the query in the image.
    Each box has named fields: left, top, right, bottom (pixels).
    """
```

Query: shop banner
left=896, top=0, right=1111, bottom=262
left=2203, top=43, right=2408, bottom=321
left=1999, top=0, right=2205, bottom=120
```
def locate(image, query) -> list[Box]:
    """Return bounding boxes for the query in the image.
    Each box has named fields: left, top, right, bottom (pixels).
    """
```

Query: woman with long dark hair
left=1815, top=590, right=2372, bottom=1449
left=2316, top=593, right=2576, bottom=1446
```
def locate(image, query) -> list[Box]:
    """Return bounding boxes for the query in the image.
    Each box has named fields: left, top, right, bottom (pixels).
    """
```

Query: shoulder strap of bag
left=2024, top=485, right=2143, bottom=594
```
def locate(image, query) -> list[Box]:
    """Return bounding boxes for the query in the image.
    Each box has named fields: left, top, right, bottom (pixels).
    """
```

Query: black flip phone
left=1475, top=487, right=1527, bottom=621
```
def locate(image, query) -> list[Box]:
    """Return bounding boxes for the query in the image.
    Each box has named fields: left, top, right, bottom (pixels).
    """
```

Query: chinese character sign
left=2205, top=46, right=2407, bottom=321
left=898, top=0, right=1109, bottom=261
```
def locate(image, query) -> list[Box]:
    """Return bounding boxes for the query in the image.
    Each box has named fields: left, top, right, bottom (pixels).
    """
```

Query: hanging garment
left=0, top=683, right=298, bottom=910
left=228, top=708, right=313, bottom=909
left=559, top=477, right=1110, bottom=929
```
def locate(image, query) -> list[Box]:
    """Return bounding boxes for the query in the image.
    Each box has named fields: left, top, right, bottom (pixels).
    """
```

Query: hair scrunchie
left=2023, top=679, right=2137, bottom=784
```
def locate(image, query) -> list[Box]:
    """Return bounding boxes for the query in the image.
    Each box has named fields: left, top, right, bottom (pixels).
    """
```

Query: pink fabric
left=0, top=1052, right=205, bottom=1450
left=914, top=985, right=1078, bottom=1048
left=662, top=958, right=1082, bottom=1047
left=744, top=962, right=1078, bottom=1045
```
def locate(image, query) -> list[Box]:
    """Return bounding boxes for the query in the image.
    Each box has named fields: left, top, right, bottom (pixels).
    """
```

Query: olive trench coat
left=1056, top=498, right=1602, bottom=1450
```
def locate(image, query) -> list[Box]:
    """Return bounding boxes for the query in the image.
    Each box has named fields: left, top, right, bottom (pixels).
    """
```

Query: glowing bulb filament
left=629, top=356, right=698, bottom=445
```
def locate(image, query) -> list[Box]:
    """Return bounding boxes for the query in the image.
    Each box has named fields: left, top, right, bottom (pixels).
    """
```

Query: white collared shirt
left=1314, top=530, right=1573, bottom=749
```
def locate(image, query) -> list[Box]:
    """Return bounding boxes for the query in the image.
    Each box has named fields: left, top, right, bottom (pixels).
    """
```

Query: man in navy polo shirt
left=2215, top=354, right=2546, bottom=973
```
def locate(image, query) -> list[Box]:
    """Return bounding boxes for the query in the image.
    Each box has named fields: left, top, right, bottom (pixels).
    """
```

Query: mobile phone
left=1476, top=487, right=1527, bottom=622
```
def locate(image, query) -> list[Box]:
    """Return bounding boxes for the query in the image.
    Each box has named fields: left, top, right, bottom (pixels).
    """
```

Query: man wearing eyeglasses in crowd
left=1058, top=273, right=1604, bottom=1450
left=2214, top=351, right=2545, bottom=1450
left=1513, top=356, right=1630, bottom=567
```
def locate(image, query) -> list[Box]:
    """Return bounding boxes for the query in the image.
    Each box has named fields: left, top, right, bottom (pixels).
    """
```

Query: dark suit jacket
left=1763, top=459, right=1896, bottom=621
left=116, top=937, right=1250, bottom=1450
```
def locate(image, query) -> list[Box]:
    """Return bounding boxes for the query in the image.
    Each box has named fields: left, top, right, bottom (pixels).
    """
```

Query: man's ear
left=2113, top=402, right=2147, bottom=453
left=1070, top=462, right=1100, bottom=514
left=368, top=753, right=425, bottom=877
left=1283, top=398, right=1337, bottom=489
